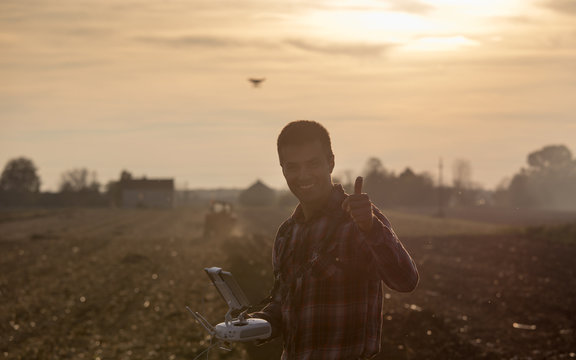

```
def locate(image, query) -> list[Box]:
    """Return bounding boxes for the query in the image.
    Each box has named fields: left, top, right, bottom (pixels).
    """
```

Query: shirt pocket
left=308, top=230, right=356, bottom=281
left=310, top=253, right=342, bottom=280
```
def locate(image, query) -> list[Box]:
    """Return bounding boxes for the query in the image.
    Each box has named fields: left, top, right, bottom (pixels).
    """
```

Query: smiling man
left=252, top=120, right=419, bottom=360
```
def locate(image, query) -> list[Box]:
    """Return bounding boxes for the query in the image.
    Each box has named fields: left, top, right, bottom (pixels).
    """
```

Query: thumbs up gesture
left=341, top=176, right=374, bottom=232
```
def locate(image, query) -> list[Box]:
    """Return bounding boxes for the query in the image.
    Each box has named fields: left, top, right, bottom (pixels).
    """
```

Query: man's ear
left=329, top=156, right=335, bottom=173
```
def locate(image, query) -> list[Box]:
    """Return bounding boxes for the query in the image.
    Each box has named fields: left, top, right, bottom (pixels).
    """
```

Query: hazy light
left=401, top=36, right=481, bottom=52
left=296, top=0, right=528, bottom=48
left=421, top=0, right=526, bottom=16
left=299, top=11, right=435, bottom=42
left=1, top=0, right=572, bottom=191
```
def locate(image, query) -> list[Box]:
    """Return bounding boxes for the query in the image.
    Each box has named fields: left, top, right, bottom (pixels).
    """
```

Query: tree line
left=0, top=161, right=105, bottom=207
left=1, top=144, right=575, bottom=210
left=494, top=145, right=576, bottom=210
left=355, top=145, right=576, bottom=211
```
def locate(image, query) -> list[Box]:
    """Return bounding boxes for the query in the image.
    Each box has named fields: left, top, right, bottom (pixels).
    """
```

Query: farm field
left=1, top=207, right=575, bottom=360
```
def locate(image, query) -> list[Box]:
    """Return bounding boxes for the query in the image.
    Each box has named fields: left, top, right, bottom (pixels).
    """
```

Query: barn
left=119, top=178, right=174, bottom=208
left=238, top=179, right=276, bottom=206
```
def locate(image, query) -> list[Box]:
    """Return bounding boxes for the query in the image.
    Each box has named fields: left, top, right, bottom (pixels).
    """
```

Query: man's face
left=279, top=140, right=334, bottom=206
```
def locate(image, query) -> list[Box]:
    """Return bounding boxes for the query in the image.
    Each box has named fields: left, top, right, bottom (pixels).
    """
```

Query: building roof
left=246, top=179, right=273, bottom=192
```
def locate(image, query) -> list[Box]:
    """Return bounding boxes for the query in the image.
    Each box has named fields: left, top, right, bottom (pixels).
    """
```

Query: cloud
left=135, top=35, right=250, bottom=48
left=61, top=26, right=116, bottom=38
left=311, top=0, right=435, bottom=15
left=490, top=30, right=576, bottom=51
left=440, top=52, right=576, bottom=69
left=0, top=33, right=19, bottom=47
left=386, top=0, right=435, bottom=15
left=493, top=15, right=540, bottom=25
left=402, top=35, right=480, bottom=52
left=135, top=34, right=395, bottom=57
left=541, top=0, right=576, bottom=15
left=540, top=31, right=576, bottom=49
left=284, top=39, right=395, bottom=57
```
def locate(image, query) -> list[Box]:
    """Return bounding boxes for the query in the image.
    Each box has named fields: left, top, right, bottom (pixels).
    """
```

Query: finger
left=354, top=176, right=363, bottom=195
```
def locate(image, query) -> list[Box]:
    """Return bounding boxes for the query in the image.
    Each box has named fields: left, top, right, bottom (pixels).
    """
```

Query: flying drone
left=248, top=78, right=266, bottom=88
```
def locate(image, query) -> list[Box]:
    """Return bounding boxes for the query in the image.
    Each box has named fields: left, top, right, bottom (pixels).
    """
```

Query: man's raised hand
left=341, top=176, right=374, bottom=232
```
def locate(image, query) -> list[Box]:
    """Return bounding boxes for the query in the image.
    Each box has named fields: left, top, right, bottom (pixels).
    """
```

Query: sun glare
left=401, top=36, right=481, bottom=52
left=299, top=11, right=437, bottom=43
left=420, top=0, right=526, bottom=17
left=297, top=0, right=527, bottom=52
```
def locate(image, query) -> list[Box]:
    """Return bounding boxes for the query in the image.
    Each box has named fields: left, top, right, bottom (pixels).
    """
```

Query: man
left=252, top=120, right=419, bottom=360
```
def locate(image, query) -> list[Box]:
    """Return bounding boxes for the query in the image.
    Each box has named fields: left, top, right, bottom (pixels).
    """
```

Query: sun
left=295, top=0, right=527, bottom=52
left=298, top=10, right=438, bottom=43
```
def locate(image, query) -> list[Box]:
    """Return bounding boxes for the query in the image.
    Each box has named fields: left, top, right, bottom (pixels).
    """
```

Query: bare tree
left=452, top=159, right=479, bottom=206
left=59, top=168, right=100, bottom=192
left=452, top=159, right=472, bottom=190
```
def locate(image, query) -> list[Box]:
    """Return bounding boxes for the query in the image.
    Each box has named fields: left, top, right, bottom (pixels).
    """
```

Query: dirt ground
left=0, top=207, right=575, bottom=360
left=378, top=232, right=576, bottom=360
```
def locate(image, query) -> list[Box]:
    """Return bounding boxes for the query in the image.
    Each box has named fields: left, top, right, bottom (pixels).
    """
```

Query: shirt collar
left=291, top=184, right=347, bottom=224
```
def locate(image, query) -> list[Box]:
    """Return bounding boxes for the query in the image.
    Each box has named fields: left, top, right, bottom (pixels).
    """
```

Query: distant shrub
left=524, top=221, right=576, bottom=244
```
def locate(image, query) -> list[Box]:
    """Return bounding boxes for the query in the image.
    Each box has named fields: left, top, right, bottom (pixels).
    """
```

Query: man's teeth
left=300, top=184, right=314, bottom=189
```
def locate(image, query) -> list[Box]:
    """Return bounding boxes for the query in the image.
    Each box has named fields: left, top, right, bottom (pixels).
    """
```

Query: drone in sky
left=248, top=78, right=266, bottom=88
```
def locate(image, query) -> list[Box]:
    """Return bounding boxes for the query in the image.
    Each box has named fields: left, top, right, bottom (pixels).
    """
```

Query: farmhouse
left=238, top=179, right=276, bottom=206
left=119, top=178, right=174, bottom=208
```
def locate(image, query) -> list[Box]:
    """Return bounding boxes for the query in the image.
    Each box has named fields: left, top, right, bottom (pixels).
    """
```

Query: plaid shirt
left=253, top=185, right=419, bottom=360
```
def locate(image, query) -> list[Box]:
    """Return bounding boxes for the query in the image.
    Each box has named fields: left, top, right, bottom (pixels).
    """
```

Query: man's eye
left=285, top=165, right=298, bottom=172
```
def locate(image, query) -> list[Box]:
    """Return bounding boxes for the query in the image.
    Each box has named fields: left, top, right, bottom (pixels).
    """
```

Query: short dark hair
left=277, top=120, right=334, bottom=165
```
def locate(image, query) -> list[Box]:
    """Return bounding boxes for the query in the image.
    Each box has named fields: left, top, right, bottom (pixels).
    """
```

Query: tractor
left=203, top=201, right=237, bottom=238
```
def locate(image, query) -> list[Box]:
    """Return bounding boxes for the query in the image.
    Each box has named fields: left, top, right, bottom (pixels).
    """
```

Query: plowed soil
left=1, top=208, right=575, bottom=360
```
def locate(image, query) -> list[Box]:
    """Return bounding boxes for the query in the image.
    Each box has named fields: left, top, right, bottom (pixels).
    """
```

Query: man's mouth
left=299, top=184, right=314, bottom=190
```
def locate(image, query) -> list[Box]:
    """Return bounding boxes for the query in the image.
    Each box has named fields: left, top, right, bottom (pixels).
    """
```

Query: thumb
left=354, top=176, right=363, bottom=195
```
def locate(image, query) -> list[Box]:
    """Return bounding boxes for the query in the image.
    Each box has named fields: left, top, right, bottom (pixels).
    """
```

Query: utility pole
left=437, top=157, right=445, bottom=217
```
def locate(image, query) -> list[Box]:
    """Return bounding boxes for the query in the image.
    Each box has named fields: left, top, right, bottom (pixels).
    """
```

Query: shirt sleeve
left=356, top=205, right=419, bottom=292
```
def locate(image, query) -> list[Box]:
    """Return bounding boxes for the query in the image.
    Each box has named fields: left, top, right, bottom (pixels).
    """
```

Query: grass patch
left=522, top=221, right=576, bottom=244
left=384, top=210, right=509, bottom=237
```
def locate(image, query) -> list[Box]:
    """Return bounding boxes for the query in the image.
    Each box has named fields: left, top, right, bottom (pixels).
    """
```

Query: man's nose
left=297, top=167, right=312, bottom=180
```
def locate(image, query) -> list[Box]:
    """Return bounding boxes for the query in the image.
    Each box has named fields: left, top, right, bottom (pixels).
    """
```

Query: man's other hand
left=341, top=176, right=374, bottom=232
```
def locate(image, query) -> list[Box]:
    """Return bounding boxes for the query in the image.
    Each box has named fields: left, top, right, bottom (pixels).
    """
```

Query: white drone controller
left=187, top=267, right=271, bottom=343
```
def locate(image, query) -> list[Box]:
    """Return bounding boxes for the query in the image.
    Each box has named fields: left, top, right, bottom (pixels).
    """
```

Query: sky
left=1, top=0, right=575, bottom=192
